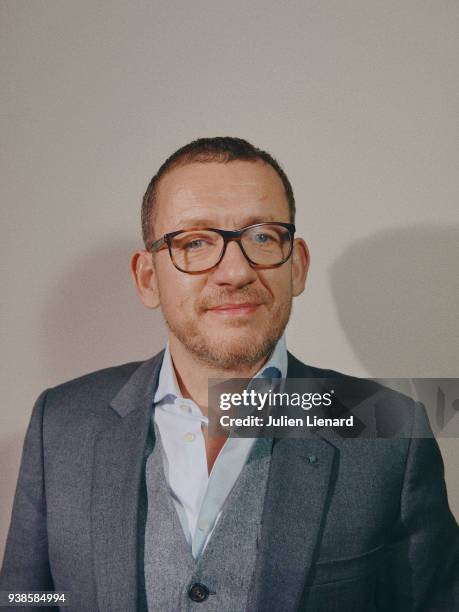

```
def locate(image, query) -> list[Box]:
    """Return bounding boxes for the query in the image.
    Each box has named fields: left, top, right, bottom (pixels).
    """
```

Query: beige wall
left=1, top=0, right=458, bottom=559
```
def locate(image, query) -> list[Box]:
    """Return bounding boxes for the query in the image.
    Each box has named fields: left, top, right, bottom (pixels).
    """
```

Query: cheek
left=261, top=269, right=293, bottom=305
left=156, top=266, right=202, bottom=314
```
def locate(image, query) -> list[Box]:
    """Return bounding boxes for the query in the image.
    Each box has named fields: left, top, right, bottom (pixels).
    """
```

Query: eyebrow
left=172, top=214, right=279, bottom=230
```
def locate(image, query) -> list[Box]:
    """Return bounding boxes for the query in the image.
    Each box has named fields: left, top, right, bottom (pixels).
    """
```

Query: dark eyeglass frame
left=148, top=222, right=296, bottom=274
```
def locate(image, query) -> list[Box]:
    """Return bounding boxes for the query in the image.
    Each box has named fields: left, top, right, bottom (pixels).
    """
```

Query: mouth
left=207, top=302, right=262, bottom=316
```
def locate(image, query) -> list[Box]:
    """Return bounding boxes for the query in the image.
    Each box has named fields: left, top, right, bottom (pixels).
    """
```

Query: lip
left=207, top=303, right=261, bottom=315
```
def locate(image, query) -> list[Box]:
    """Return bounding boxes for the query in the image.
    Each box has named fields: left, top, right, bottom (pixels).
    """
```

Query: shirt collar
left=154, top=333, right=288, bottom=404
left=253, top=332, right=287, bottom=380
left=154, top=342, right=181, bottom=403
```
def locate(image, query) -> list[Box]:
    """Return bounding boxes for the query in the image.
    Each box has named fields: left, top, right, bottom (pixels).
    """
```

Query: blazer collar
left=108, top=347, right=305, bottom=419
left=109, top=349, right=165, bottom=417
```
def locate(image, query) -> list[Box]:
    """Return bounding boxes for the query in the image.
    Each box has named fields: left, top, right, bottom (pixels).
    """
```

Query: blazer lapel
left=91, top=351, right=164, bottom=612
left=248, top=352, right=339, bottom=612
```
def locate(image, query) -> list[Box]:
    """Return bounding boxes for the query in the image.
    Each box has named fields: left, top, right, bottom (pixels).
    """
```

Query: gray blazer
left=1, top=351, right=458, bottom=611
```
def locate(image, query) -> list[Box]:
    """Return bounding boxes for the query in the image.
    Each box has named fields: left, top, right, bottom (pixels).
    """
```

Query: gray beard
left=162, top=302, right=292, bottom=372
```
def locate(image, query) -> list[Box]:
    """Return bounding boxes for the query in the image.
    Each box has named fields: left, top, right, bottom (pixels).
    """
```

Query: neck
left=168, top=335, right=271, bottom=416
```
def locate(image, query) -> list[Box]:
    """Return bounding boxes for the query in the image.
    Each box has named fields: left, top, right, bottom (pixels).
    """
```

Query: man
left=1, top=137, right=457, bottom=611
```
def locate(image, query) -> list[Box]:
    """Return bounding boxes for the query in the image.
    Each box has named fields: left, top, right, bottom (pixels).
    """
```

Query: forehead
left=154, top=160, right=290, bottom=233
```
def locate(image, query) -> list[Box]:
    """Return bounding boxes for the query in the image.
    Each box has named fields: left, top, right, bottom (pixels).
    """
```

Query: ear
left=291, top=238, right=310, bottom=297
left=130, top=250, right=161, bottom=309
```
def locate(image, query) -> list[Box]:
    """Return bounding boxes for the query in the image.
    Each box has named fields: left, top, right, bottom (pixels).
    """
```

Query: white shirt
left=152, top=334, right=288, bottom=559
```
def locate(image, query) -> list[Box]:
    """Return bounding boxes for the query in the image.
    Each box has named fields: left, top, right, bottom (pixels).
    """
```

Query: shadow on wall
left=41, top=239, right=168, bottom=386
left=330, top=224, right=459, bottom=378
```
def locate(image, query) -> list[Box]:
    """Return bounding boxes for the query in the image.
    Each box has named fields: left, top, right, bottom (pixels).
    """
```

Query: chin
left=197, top=330, right=278, bottom=369
left=166, top=308, right=290, bottom=369
left=205, top=326, right=264, bottom=347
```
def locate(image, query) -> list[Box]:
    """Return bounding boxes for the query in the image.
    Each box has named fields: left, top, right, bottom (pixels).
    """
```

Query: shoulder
left=287, top=351, right=350, bottom=380
left=41, top=350, right=164, bottom=422
left=287, top=351, right=421, bottom=438
left=47, top=360, right=142, bottom=402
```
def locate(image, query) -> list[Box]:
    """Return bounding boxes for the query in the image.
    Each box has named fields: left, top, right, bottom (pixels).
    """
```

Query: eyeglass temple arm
left=149, top=236, right=166, bottom=252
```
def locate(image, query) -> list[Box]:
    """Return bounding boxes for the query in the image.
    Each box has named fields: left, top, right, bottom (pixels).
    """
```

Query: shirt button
left=197, top=519, right=209, bottom=531
left=184, top=432, right=196, bottom=442
left=188, top=583, right=210, bottom=602
left=180, top=404, right=190, bottom=414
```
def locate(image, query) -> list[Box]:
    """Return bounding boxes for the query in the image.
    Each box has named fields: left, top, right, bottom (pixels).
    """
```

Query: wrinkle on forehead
left=167, top=178, right=273, bottom=199
left=163, top=206, right=283, bottom=233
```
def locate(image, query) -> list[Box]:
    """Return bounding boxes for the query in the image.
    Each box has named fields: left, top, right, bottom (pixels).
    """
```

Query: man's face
left=139, top=160, right=308, bottom=370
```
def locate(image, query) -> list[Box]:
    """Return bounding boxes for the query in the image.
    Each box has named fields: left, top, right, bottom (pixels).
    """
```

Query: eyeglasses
left=149, top=222, right=296, bottom=274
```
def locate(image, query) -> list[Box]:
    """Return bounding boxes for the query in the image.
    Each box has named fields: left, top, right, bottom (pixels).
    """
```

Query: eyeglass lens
left=169, top=224, right=292, bottom=272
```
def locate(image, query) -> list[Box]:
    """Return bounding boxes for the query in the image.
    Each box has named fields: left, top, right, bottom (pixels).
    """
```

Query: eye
left=172, top=231, right=220, bottom=252
left=185, top=238, right=206, bottom=250
left=253, top=232, right=273, bottom=243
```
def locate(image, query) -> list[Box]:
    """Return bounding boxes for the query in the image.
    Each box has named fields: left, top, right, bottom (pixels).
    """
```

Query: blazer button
left=188, top=582, right=210, bottom=602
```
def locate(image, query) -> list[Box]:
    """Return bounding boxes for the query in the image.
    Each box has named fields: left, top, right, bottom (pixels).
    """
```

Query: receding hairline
left=156, top=156, right=288, bottom=197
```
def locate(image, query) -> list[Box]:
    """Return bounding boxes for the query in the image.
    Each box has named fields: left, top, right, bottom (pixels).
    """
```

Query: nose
left=209, top=240, right=258, bottom=287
